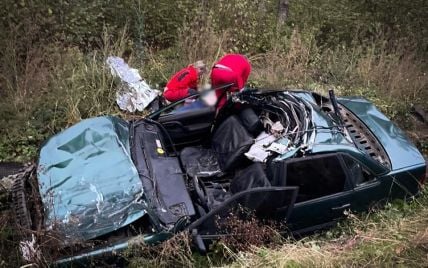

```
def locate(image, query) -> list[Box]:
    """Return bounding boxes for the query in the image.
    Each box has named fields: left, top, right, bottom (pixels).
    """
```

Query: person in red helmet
left=163, top=60, right=207, bottom=103
left=210, top=54, right=251, bottom=109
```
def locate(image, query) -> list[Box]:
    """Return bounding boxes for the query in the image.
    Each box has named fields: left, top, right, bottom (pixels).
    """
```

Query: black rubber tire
left=11, top=171, right=32, bottom=230
left=0, top=162, right=24, bottom=178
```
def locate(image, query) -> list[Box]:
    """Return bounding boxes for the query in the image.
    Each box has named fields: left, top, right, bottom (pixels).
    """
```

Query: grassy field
left=0, top=0, right=427, bottom=266
left=123, top=187, right=428, bottom=267
left=226, top=189, right=428, bottom=267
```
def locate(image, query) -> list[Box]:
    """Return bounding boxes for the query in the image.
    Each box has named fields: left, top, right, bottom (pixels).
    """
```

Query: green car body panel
left=37, top=116, right=147, bottom=241
left=338, top=96, right=425, bottom=170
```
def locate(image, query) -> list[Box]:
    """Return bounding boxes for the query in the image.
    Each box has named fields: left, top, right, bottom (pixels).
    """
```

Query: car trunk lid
left=338, top=97, right=425, bottom=170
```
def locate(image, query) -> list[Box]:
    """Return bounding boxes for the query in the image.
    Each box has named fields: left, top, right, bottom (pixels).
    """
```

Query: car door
left=285, top=154, right=355, bottom=233
left=157, top=105, right=216, bottom=146
left=341, top=154, right=392, bottom=213
left=189, top=187, right=298, bottom=240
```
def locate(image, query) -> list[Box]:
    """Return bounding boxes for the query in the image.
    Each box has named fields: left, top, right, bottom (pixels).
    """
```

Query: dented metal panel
left=338, top=97, right=426, bottom=170
left=37, top=116, right=146, bottom=241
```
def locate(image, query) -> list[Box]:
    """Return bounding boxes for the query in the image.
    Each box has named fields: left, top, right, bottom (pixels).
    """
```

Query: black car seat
left=230, top=162, right=271, bottom=193
left=180, top=115, right=254, bottom=178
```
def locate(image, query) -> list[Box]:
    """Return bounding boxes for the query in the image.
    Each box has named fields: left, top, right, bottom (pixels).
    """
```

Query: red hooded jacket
left=211, top=54, right=251, bottom=109
left=163, top=65, right=198, bottom=102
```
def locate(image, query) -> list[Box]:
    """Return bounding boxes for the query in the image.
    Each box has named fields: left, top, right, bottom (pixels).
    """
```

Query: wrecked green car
left=11, top=89, right=426, bottom=264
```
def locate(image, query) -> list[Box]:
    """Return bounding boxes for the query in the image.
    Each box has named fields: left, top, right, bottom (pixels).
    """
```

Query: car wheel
left=0, top=162, right=25, bottom=179
left=11, top=169, right=33, bottom=230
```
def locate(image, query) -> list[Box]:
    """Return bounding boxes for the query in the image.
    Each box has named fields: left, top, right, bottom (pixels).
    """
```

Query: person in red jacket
left=163, top=61, right=207, bottom=103
left=210, top=54, right=251, bottom=109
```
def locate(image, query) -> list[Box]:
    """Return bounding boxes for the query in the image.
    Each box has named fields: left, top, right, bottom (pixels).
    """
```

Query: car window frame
left=283, top=152, right=354, bottom=204
left=337, top=153, right=379, bottom=188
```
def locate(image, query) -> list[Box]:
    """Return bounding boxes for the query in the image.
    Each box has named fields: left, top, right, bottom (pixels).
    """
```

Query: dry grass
left=215, top=210, right=285, bottom=254
left=48, top=28, right=131, bottom=126
left=126, top=232, right=194, bottom=268
left=122, top=190, right=428, bottom=268
left=0, top=27, right=132, bottom=161
left=250, top=29, right=316, bottom=88
left=0, top=211, right=24, bottom=267
left=249, top=29, right=428, bottom=116
left=178, top=17, right=231, bottom=71
left=227, top=190, right=428, bottom=268
left=1, top=26, right=130, bottom=125
left=141, top=13, right=233, bottom=87
left=356, top=45, right=428, bottom=103
left=0, top=7, right=427, bottom=267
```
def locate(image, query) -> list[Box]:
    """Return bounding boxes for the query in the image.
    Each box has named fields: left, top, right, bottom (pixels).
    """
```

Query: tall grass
left=48, top=29, right=131, bottom=125
left=250, top=31, right=428, bottom=107
left=226, top=189, right=428, bottom=267
left=120, top=188, right=428, bottom=267
left=1, top=18, right=426, bottom=161
left=140, top=13, right=232, bottom=88
left=0, top=1, right=426, bottom=266
left=0, top=27, right=131, bottom=161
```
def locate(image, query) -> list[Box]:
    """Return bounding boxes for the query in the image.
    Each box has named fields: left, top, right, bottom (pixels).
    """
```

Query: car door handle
left=331, top=203, right=350, bottom=211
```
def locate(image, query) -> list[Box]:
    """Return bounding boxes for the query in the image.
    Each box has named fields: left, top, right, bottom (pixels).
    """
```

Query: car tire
left=0, top=162, right=25, bottom=179
left=11, top=169, right=33, bottom=230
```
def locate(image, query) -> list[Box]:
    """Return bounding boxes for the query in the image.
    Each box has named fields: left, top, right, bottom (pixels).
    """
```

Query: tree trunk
left=278, top=0, right=289, bottom=25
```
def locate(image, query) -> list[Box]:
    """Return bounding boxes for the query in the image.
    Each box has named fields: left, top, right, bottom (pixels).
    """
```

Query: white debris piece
left=106, top=56, right=159, bottom=112
left=254, top=131, right=277, bottom=146
left=267, top=142, right=288, bottom=154
left=20, top=234, right=40, bottom=262
left=245, top=146, right=271, bottom=162
left=245, top=132, right=276, bottom=163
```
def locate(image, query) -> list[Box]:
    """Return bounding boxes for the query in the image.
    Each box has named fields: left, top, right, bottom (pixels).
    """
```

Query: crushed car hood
left=37, top=116, right=146, bottom=241
left=338, top=97, right=425, bottom=170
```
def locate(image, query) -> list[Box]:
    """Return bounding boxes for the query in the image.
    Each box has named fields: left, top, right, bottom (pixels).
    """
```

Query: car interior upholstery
left=133, top=95, right=350, bottom=226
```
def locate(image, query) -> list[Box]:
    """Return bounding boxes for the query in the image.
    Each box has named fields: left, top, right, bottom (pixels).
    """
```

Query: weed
left=0, top=212, right=23, bottom=267
left=126, top=232, right=194, bottom=268
left=215, top=210, right=285, bottom=254
left=0, top=1, right=427, bottom=267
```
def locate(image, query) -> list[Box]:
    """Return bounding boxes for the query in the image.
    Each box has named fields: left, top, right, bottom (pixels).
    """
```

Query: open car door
left=149, top=85, right=234, bottom=146
left=188, top=186, right=298, bottom=249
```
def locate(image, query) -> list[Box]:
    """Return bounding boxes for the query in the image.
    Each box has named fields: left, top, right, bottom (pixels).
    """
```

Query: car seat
left=180, top=115, right=254, bottom=178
